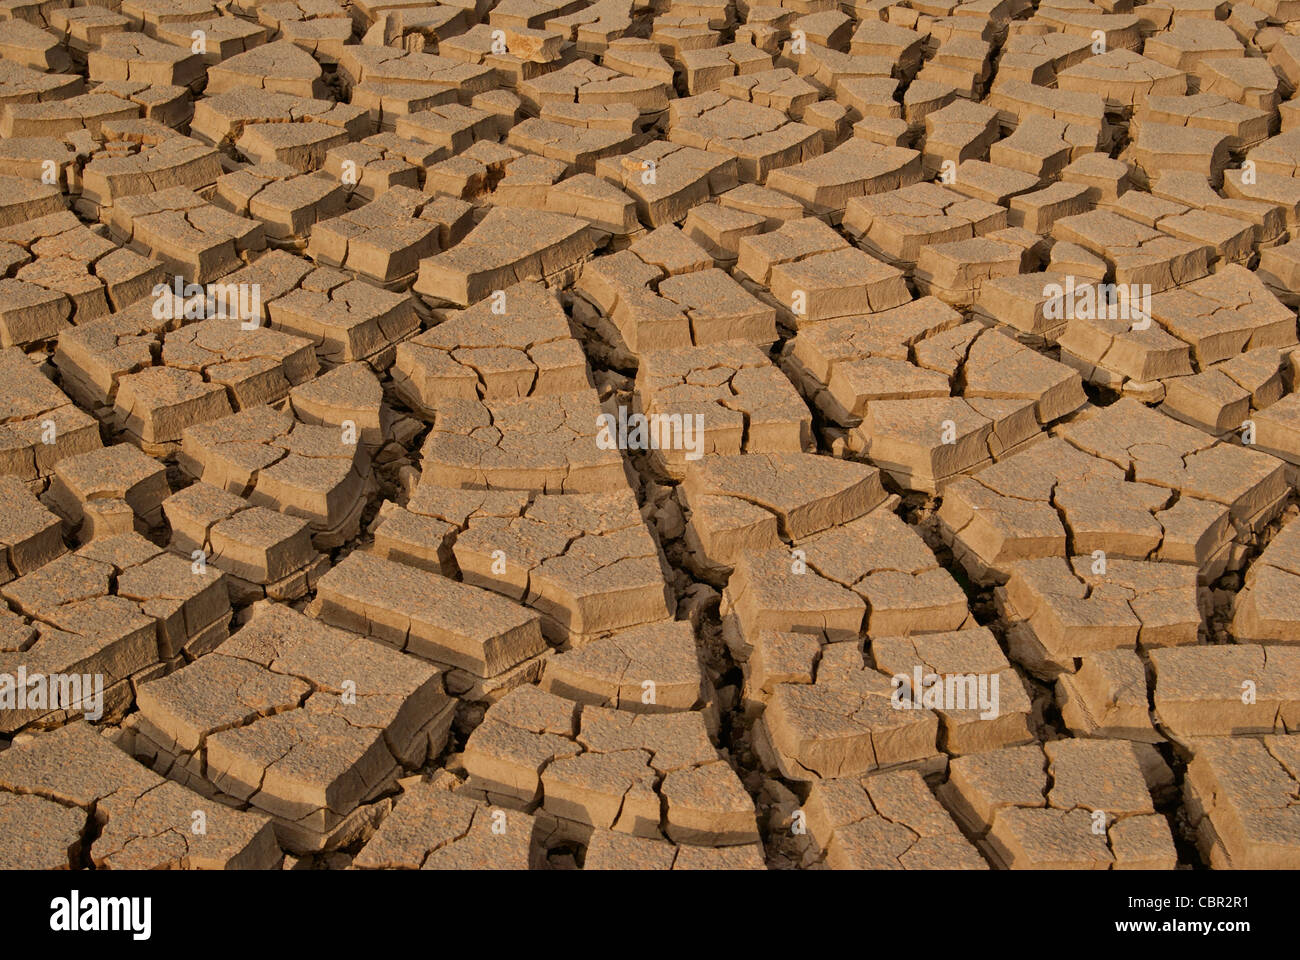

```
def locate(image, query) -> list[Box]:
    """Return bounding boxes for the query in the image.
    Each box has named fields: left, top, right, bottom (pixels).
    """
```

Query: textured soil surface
left=0, top=0, right=1297, bottom=871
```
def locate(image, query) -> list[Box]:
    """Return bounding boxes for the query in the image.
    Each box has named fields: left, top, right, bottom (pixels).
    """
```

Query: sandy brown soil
left=0, top=0, right=1297, bottom=872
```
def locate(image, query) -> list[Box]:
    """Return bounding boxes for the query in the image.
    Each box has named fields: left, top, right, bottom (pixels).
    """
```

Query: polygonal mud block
left=998, top=554, right=1201, bottom=679
left=784, top=306, right=1084, bottom=463
left=1007, top=182, right=1094, bottom=234
left=162, top=481, right=323, bottom=602
left=518, top=59, right=670, bottom=121
left=632, top=341, right=813, bottom=481
left=539, top=620, right=707, bottom=713
left=870, top=627, right=1035, bottom=756
left=118, top=0, right=226, bottom=36
left=418, top=140, right=522, bottom=201
left=783, top=43, right=894, bottom=102
left=0, top=60, right=82, bottom=108
left=321, top=132, right=439, bottom=200
left=154, top=15, right=269, bottom=65
left=125, top=603, right=453, bottom=854
left=0, top=211, right=165, bottom=344
left=415, top=207, right=596, bottom=308
left=938, top=740, right=1175, bottom=869
left=177, top=403, right=371, bottom=542
left=680, top=201, right=767, bottom=266
left=574, top=251, right=779, bottom=361
left=753, top=640, right=944, bottom=782
left=913, top=229, right=1041, bottom=307
left=256, top=0, right=354, bottom=65
left=1056, top=49, right=1186, bottom=111
left=0, top=18, right=73, bottom=72
left=394, top=102, right=499, bottom=156
left=1055, top=649, right=1159, bottom=744
left=945, top=160, right=1041, bottom=208
left=312, top=550, right=547, bottom=699
left=1246, top=391, right=1300, bottom=466
left=1224, top=166, right=1300, bottom=231
left=306, top=186, right=446, bottom=285
left=0, top=349, right=102, bottom=494
left=1057, top=398, right=1289, bottom=536
left=159, top=316, right=320, bottom=410
left=1150, top=644, right=1300, bottom=742
left=1151, top=266, right=1297, bottom=369
left=0, top=722, right=280, bottom=869
left=599, top=38, right=674, bottom=83
left=860, top=394, right=1039, bottom=494
left=1183, top=734, right=1300, bottom=870
left=677, top=41, right=772, bottom=95
left=1142, top=20, right=1243, bottom=77
left=394, top=280, right=589, bottom=416
left=736, top=216, right=910, bottom=327
left=106, top=186, right=266, bottom=284
left=88, top=34, right=205, bottom=90
left=593, top=141, right=740, bottom=228
left=112, top=366, right=234, bottom=455
left=44, top=443, right=170, bottom=542
left=51, top=297, right=179, bottom=417
left=214, top=161, right=348, bottom=245
left=1051, top=209, right=1210, bottom=293
left=91, top=80, right=193, bottom=128
left=1102, top=190, right=1255, bottom=265
left=797, top=508, right=971, bottom=638
left=1232, top=519, right=1300, bottom=644
left=938, top=436, right=1237, bottom=586
left=187, top=250, right=305, bottom=330
left=190, top=87, right=367, bottom=166
left=920, top=99, right=999, bottom=177
left=368, top=483, right=530, bottom=578
left=419, top=388, right=634, bottom=494
left=762, top=137, right=922, bottom=222
left=206, top=39, right=328, bottom=99
left=1140, top=93, right=1271, bottom=153
left=782, top=296, right=962, bottom=422
left=719, top=66, right=818, bottom=118
left=354, top=778, right=543, bottom=869
left=266, top=265, right=421, bottom=368
left=289, top=362, right=392, bottom=451
left=804, top=769, right=987, bottom=869
left=719, top=537, right=861, bottom=657
left=0, top=175, right=64, bottom=230
left=969, top=271, right=1080, bottom=344
left=463, top=690, right=758, bottom=846
left=0, top=532, right=231, bottom=732
left=0, top=91, right=139, bottom=140
left=743, top=629, right=820, bottom=714
left=460, top=685, right=580, bottom=806
left=0, top=476, right=65, bottom=586
left=79, top=121, right=225, bottom=215
left=451, top=487, right=675, bottom=642
left=544, top=171, right=642, bottom=239
left=337, top=44, right=495, bottom=121
left=506, top=116, right=639, bottom=175
left=678, top=451, right=888, bottom=580
left=582, top=828, right=766, bottom=869
left=1160, top=352, right=1285, bottom=437
left=842, top=181, right=1008, bottom=271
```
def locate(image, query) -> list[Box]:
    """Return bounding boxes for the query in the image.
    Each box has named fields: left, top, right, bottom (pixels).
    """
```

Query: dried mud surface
left=0, top=0, right=1297, bottom=871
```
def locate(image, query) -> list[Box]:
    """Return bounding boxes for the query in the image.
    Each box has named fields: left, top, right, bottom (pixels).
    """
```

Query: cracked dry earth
left=2, top=0, right=1300, bottom=875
